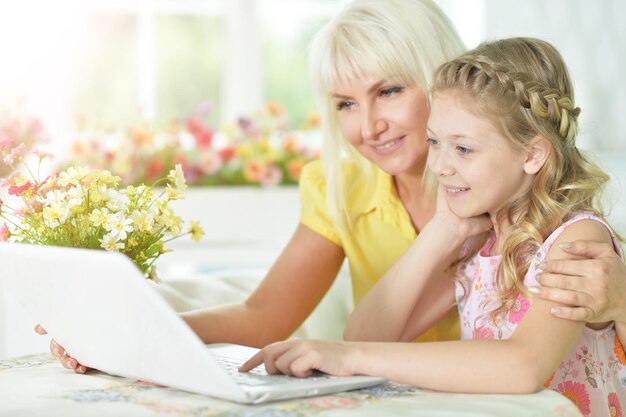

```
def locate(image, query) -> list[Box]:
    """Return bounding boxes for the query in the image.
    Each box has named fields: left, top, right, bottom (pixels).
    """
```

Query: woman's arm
left=181, top=223, right=345, bottom=347
left=534, top=240, right=626, bottom=342
left=243, top=220, right=612, bottom=394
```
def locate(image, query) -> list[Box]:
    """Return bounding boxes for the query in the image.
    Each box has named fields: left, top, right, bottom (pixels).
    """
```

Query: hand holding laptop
left=35, top=325, right=90, bottom=374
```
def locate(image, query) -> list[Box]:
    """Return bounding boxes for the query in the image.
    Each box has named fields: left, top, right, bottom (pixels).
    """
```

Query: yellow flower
left=258, top=139, right=271, bottom=153
left=165, top=185, right=184, bottom=201
left=168, top=215, right=184, bottom=235
left=167, top=164, right=187, bottom=191
left=57, top=166, right=91, bottom=187
left=131, top=210, right=155, bottom=233
left=99, top=233, right=124, bottom=251
left=42, top=205, right=67, bottom=228
left=89, top=208, right=110, bottom=228
left=188, top=221, right=205, bottom=242
left=236, top=143, right=254, bottom=158
left=148, top=266, right=161, bottom=283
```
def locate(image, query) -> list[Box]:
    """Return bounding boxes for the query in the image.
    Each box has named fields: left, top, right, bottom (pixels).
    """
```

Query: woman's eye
left=456, top=146, right=473, bottom=155
left=379, top=86, right=403, bottom=98
left=336, top=101, right=355, bottom=111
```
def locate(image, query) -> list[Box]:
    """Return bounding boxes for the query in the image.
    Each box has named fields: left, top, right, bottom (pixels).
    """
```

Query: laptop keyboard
left=212, top=354, right=330, bottom=386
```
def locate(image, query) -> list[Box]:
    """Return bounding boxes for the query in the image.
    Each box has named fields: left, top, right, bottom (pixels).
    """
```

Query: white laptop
left=0, top=243, right=384, bottom=404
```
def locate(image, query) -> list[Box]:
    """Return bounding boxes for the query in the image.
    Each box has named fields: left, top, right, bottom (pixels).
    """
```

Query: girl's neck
left=488, top=214, right=514, bottom=256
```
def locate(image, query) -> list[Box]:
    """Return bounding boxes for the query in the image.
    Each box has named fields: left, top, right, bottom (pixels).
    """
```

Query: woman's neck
left=393, top=172, right=434, bottom=232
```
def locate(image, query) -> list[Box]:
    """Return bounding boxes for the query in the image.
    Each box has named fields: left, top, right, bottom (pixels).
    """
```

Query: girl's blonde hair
left=431, top=37, right=611, bottom=320
left=308, top=0, right=464, bottom=230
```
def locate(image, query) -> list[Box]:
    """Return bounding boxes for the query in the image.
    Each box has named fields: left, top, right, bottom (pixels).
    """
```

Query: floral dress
left=456, top=212, right=626, bottom=417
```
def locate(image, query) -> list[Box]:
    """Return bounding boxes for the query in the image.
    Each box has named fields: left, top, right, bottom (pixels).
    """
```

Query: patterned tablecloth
left=0, top=353, right=583, bottom=417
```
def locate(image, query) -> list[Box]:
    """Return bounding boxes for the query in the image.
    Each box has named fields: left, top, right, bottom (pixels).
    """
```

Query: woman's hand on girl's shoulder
left=535, top=240, right=626, bottom=324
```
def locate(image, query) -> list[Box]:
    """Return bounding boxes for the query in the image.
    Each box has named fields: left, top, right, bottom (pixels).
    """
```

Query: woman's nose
left=361, top=107, right=388, bottom=141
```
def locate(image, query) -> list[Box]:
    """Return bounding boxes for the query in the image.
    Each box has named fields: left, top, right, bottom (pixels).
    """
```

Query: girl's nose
left=429, top=152, right=454, bottom=177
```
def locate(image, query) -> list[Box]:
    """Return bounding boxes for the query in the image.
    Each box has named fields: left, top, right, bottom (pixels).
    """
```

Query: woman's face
left=331, top=74, right=430, bottom=176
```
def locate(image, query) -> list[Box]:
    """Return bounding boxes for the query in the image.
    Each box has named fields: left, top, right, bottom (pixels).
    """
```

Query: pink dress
left=456, top=212, right=626, bottom=417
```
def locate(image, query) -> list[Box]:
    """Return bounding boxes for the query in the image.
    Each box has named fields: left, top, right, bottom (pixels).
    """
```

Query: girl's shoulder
left=545, top=212, right=617, bottom=250
left=531, top=212, right=621, bottom=268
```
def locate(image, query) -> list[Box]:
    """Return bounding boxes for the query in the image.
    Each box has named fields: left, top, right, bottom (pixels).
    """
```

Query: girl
left=241, top=38, right=626, bottom=417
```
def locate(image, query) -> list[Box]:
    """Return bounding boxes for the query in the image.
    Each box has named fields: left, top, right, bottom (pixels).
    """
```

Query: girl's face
left=332, top=74, right=430, bottom=176
left=426, top=92, right=534, bottom=223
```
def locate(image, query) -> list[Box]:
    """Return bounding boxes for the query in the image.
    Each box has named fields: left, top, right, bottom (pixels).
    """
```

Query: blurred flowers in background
left=62, top=101, right=320, bottom=187
left=0, top=140, right=203, bottom=280
left=0, top=101, right=48, bottom=177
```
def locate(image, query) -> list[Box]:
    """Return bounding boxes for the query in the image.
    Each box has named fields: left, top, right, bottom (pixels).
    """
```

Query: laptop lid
left=0, top=243, right=383, bottom=403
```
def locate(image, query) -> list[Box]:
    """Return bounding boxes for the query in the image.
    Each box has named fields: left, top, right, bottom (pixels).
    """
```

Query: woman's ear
left=523, top=135, right=552, bottom=174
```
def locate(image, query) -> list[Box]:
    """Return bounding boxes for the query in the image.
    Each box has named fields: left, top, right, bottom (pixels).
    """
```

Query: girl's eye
left=336, top=100, right=355, bottom=111
left=379, top=86, right=404, bottom=98
left=427, top=138, right=439, bottom=147
left=456, top=146, right=473, bottom=155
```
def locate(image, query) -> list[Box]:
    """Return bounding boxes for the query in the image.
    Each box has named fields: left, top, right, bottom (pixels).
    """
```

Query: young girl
left=241, top=37, right=625, bottom=417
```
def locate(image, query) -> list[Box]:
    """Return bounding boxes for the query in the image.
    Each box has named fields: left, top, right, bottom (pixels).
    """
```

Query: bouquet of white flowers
left=0, top=145, right=203, bottom=281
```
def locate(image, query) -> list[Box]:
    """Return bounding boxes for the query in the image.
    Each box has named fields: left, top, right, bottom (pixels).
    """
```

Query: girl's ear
left=523, top=135, right=552, bottom=174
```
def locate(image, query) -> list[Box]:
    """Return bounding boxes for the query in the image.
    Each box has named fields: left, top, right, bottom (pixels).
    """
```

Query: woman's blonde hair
left=431, top=37, right=611, bottom=321
left=308, top=0, right=464, bottom=230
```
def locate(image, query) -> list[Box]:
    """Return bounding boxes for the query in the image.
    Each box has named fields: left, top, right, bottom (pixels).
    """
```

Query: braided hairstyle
left=432, top=37, right=610, bottom=321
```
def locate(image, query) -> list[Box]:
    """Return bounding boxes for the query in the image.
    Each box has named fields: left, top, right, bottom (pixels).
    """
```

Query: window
left=0, top=0, right=344, bottom=141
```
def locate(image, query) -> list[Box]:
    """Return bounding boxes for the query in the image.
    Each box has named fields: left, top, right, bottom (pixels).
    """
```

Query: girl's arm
left=243, top=219, right=613, bottom=394
left=343, top=215, right=460, bottom=342
left=344, top=191, right=491, bottom=342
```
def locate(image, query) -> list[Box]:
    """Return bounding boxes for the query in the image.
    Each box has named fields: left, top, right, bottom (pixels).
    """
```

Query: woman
left=45, top=0, right=626, bottom=374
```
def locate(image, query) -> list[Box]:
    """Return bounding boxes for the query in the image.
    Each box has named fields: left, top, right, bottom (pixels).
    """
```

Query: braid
left=436, top=55, right=580, bottom=142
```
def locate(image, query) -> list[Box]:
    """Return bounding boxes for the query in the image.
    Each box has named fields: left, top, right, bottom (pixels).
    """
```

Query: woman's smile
left=371, top=136, right=406, bottom=154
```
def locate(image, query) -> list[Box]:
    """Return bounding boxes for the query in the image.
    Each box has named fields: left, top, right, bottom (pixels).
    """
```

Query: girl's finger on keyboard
left=239, top=351, right=264, bottom=372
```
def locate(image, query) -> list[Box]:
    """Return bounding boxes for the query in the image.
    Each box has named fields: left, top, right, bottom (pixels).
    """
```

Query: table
left=0, top=353, right=582, bottom=417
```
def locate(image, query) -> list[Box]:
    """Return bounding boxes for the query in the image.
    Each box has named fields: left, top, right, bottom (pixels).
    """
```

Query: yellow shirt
left=299, top=160, right=459, bottom=342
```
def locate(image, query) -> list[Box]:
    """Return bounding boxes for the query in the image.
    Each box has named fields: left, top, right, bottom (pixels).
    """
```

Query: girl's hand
left=534, top=240, right=626, bottom=323
left=431, top=184, right=492, bottom=244
left=34, top=324, right=90, bottom=374
left=239, top=339, right=358, bottom=378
